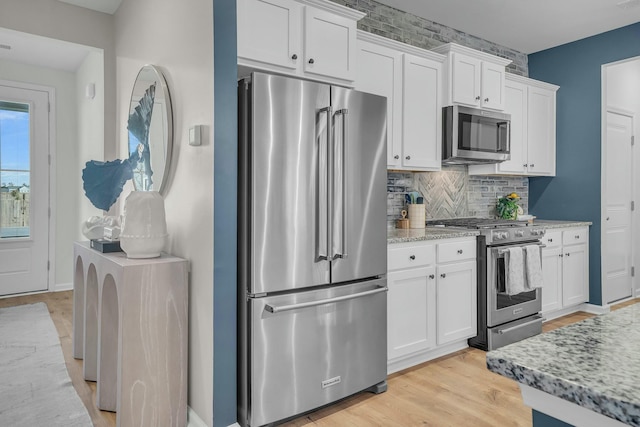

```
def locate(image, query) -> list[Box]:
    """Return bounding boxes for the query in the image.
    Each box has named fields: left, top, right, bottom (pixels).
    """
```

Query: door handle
left=335, top=108, right=349, bottom=259
left=317, top=106, right=332, bottom=261
left=265, top=286, right=388, bottom=313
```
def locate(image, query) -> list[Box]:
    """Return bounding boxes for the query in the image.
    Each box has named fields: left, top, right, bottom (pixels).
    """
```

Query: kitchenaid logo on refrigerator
left=322, top=376, right=341, bottom=389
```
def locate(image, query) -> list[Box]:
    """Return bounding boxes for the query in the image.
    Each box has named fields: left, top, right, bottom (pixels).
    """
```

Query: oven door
left=486, top=242, right=543, bottom=327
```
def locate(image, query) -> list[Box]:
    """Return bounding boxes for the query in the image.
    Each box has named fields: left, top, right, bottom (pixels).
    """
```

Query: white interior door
left=0, top=83, right=50, bottom=296
left=603, top=110, right=633, bottom=304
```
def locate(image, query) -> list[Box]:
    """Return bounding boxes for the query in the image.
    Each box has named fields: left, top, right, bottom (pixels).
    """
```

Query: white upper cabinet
left=433, top=43, right=511, bottom=111
left=469, top=74, right=559, bottom=177
left=355, top=31, right=444, bottom=171
left=237, top=0, right=364, bottom=85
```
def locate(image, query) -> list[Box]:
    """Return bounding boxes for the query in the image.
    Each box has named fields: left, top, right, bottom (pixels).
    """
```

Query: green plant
left=496, top=193, right=520, bottom=219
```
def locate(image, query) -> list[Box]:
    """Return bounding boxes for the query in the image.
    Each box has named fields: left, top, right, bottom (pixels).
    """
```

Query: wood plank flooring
left=1, top=291, right=636, bottom=427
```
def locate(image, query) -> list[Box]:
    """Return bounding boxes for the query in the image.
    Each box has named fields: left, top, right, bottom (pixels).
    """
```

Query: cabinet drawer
left=542, top=230, right=562, bottom=248
left=437, top=239, right=476, bottom=263
left=563, top=228, right=588, bottom=246
left=388, top=243, right=436, bottom=271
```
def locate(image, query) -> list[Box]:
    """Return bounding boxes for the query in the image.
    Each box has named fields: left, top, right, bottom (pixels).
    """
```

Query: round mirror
left=127, top=65, right=173, bottom=194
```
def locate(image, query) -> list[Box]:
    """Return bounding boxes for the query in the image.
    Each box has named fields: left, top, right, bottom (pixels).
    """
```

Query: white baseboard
left=387, top=340, right=469, bottom=375
left=188, top=406, right=209, bottom=427
left=581, top=303, right=610, bottom=315
left=52, top=282, right=73, bottom=292
left=542, top=302, right=610, bottom=322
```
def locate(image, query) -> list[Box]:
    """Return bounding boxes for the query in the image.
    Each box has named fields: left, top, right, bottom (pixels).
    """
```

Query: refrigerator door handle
left=335, top=108, right=348, bottom=259
left=264, top=285, right=388, bottom=313
left=317, top=106, right=332, bottom=261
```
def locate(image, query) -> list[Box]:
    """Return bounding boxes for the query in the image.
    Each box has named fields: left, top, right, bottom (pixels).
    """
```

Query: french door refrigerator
left=238, top=72, right=388, bottom=427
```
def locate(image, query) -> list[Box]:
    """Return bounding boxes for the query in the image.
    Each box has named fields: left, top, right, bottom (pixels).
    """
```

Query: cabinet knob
left=291, top=54, right=298, bottom=60
left=308, top=58, right=315, bottom=64
left=606, top=217, right=610, bottom=221
left=566, top=253, right=571, bottom=257
left=523, top=164, right=528, bottom=168
left=429, top=274, right=435, bottom=279
left=409, top=255, right=416, bottom=260
left=457, top=249, right=463, bottom=254
left=575, top=235, right=580, bottom=239
left=559, top=254, right=563, bottom=257
left=475, top=96, right=480, bottom=101
left=549, top=238, right=553, bottom=242
left=530, top=164, right=535, bottom=168
left=394, top=155, right=400, bottom=160
left=440, top=273, right=446, bottom=278
left=406, top=155, right=411, bottom=160
left=484, top=98, right=489, bottom=102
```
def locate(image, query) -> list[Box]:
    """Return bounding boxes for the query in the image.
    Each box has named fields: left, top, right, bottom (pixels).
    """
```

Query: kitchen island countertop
left=487, top=303, right=640, bottom=426
left=387, top=227, right=479, bottom=244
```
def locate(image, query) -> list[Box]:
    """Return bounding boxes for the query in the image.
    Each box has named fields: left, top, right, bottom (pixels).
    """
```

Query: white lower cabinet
left=387, top=237, right=477, bottom=373
left=541, top=227, right=589, bottom=317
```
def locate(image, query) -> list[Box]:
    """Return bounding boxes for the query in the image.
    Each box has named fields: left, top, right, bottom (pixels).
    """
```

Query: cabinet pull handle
left=394, top=155, right=399, bottom=160
left=291, top=54, right=298, bottom=60
left=457, top=249, right=463, bottom=254
left=405, top=155, right=411, bottom=160
left=308, top=58, right=315, bottom=64
left=429, top=274, right=435, bottom=279
left=409, top=255, right=416, bottom=260
left=475, top=96, right=480, bottom=101
left=440, top=273, right=446, bottom=278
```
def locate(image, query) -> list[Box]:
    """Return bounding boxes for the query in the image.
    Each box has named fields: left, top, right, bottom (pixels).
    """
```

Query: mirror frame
left=127, top=64, right=173, bottom=194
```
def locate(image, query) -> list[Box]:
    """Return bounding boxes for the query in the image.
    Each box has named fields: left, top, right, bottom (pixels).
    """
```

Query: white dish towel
left=505, top=247, right=526, bottom=295
left=524, top=245, right=544, bottom=290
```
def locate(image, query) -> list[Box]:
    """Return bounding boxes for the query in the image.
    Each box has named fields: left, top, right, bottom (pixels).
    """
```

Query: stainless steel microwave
left=442, top=105, right=511, bottom=164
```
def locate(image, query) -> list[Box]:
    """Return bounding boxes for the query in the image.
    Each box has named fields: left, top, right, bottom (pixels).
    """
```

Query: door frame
left=0, top=79, right=56, bottom=293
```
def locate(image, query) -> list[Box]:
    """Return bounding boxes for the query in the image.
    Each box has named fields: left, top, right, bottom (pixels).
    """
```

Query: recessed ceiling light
left=617, top=0, right=640, bottom=9
left=0, top=44, right=11, bottom=50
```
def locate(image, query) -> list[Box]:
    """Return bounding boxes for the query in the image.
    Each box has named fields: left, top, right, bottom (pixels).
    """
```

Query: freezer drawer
left=246, top=279, right=387, bottom=426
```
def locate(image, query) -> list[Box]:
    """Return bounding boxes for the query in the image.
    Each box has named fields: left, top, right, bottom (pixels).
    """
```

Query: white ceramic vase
left=120, top=191, right=168, bottom=258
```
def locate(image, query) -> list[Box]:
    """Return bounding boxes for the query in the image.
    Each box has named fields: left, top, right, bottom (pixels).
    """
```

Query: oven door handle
left=497, top=243, right=546, bottom=256
left=497, top=315, right=545, bottom=334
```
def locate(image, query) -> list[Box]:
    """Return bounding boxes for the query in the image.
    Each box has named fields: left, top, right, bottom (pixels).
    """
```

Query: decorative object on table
left=396, top=209, right=409, bottom=229
left=81, top=64, right=174, bottom=212
left=90, top=238, right=122, bottom=253
left=82, top=215, right=121, bottom=240
left=119, top=191, right=168, bottom=258
left=496, top=192, right=521, bottom=220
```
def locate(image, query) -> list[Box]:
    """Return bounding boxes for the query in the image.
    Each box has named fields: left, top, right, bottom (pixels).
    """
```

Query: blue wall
left=528, top=23, right=640, bottom=305
left=213, top=0, right=237, bottom=425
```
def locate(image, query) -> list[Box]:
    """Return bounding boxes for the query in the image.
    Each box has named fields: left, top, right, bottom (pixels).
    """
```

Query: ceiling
left=1, top=0, right=638, bottom=72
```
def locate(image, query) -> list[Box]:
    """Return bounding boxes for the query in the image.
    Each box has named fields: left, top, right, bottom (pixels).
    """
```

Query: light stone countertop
left=533, top=219, right=593, bottom=229
left=487, top=303, right=640, bottom=426
left=387, top=227, right=479, bottom=244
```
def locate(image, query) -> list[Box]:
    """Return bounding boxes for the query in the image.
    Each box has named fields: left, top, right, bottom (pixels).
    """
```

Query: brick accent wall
left=331, top=0, right=528, bottom=76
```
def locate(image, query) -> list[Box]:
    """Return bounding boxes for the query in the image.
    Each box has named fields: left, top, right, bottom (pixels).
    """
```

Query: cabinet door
left=436, top=260, right=477, bottom=345
left=480, top=61, right=506, bottom=110
left=526, top=86, right=556, bottom=176
left=541, top=246, right=562, bottom=313
left=562, top=244, right=589, bottom=307
left=387, top=266, right=436, bottom=360
left=451, top=53, right=481, bottom=107
left=498, top=79, right=527, bottom=175
left=356, top=40, right=403, bottom=168
left=237, top=0, right=301, bottom=71
left=402, top=54, right=442, bottom=170
left=304, top=7, right=357, bottom=82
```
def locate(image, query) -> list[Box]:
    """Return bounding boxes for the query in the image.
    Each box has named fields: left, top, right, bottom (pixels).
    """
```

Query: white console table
left=72, top=241, right=188, bottom=427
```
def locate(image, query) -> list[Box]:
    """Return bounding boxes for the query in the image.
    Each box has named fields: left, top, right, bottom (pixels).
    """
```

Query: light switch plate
left=189, top=125, right=202, bottom=146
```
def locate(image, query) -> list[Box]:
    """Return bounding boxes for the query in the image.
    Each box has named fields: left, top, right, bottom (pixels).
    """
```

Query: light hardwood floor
left=1, top=291, right=636, bottom=427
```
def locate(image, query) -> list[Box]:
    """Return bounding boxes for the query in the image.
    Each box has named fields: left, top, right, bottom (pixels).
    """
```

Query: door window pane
left=0, top=101, right=30, bottom=238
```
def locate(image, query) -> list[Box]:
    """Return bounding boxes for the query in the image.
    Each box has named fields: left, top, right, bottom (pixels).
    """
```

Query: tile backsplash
left=387, top=166, right=529, bottom=227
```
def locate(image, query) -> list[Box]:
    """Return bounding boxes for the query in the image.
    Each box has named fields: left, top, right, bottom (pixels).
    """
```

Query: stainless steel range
left=428, top=218, right=545, bottom=350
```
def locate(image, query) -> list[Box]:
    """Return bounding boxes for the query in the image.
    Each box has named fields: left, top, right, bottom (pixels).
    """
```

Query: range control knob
left=494, top=231, right=508, bottom=240
left=515, top=230, right=525, bottom=237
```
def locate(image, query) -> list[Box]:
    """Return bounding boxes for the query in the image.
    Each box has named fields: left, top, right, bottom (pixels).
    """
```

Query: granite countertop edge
left=535, top=220, right=593, bottom=229
left=387, top=229, right=480, bottom=244
left=486, top=304, right=640, bottom=426
left=486, top=354, right=637, bottom=425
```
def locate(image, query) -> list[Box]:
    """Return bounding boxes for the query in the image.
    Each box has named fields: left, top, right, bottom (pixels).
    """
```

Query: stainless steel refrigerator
left=237, top=72, right=388, bottom=427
